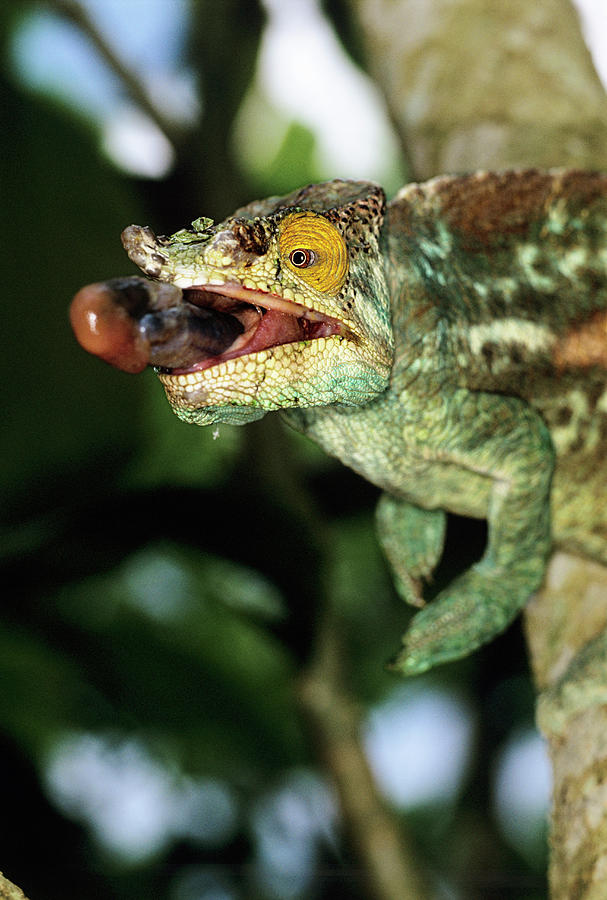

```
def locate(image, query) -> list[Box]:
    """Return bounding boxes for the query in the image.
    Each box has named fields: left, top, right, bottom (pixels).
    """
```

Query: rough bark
left=355, top=0, right=607, bottom=180
left=526, top=555, right=607, bottom=899
left=0, top=872, right=30, bottom=900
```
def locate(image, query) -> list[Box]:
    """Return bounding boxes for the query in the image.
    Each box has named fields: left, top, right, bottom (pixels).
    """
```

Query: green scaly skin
left=120, top=170, right=607, bottom=675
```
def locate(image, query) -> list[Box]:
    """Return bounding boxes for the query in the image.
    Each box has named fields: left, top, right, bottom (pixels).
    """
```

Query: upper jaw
left=191, top=281, right=340, bottom=322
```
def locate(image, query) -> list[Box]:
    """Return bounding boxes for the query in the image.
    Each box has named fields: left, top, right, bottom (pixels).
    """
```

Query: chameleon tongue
left=70, top=277, right=243, bottom=373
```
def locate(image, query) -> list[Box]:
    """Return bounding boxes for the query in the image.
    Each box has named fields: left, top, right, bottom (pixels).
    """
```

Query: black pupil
left=290, top=249, right=310, bottom=267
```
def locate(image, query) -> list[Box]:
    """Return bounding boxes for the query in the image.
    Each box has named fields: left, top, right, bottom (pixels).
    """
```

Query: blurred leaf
left=235, top=100, right=320, bottom=196
left=329, top=513, right=409, bottom=697
left=255, top=119, right=319, bottom=196
left=0, top=622, right=98, bottom=755
left=0, top=74, right=147, bottom=514
left=53, top=542, right=302, bottom=777
left=125, top=382, right=244, bottom=490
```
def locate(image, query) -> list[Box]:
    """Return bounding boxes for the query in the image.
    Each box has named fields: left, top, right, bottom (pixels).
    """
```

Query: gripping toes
left=390, top=562, right=544, bottom=676
left=376, top=495, right=446, bottom=608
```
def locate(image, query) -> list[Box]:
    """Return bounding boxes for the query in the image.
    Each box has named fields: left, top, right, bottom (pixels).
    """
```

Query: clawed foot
left=389, top=566, right=534, bottom=676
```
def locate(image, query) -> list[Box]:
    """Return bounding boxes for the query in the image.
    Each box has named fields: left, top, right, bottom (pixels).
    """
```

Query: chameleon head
left=121, top=180, right=394, bottom=425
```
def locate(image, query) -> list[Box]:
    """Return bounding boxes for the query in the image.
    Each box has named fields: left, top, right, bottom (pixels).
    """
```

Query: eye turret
left=279, top=212, right=348, bottom=294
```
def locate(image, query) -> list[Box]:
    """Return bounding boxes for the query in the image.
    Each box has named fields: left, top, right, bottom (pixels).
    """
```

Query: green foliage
left=0, top=73, right=146, bottom=512
left=126, top=386, right=245, bottom=490
left=54, top=541, right=301, bottom=775
left=241, top=118, right=320, bottom=197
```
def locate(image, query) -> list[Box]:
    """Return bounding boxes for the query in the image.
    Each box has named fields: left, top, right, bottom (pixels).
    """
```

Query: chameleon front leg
left=390, top=389, right=555, bottom=676
left=376, top=495, right=446, bottom=607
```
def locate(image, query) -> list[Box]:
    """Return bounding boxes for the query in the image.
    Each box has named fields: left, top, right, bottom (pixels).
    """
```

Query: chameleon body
left=72, top=170, right=607, bottom=675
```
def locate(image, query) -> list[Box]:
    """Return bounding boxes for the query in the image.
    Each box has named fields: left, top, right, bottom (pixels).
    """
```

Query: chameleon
left=71, top=169, right=607, bottom=675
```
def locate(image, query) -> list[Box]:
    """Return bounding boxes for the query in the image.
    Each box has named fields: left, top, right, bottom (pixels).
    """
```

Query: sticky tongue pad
left=70, top=278, right=244, bottom=373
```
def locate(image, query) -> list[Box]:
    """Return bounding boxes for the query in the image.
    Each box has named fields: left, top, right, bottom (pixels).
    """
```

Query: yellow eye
left=279, top=212, right=348, bottom=294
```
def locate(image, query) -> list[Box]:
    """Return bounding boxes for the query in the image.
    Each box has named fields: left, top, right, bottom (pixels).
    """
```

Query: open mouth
left=69, top=275, right=349, bottom=378
left=168, top=283, right=348, bottom=375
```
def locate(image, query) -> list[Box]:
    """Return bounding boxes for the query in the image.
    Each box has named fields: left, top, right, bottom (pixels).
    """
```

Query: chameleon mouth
left=167, top=283, right=347, bottom=375
left=69, top=275, right=350, bottom=378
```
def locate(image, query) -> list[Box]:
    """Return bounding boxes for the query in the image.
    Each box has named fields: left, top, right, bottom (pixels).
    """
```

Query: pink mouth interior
left=169, top=285, right=345, bottom=375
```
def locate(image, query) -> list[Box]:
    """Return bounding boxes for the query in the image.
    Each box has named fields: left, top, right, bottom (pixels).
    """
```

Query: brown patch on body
left=431, top=169, right=607, bottom=246
left=554, top=309, right=607, bottom=371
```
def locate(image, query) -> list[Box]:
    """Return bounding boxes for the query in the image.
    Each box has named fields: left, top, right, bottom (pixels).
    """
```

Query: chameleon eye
left=279, top=212, right=348, bottom=294
left=289, top=248, right=314, bottom=268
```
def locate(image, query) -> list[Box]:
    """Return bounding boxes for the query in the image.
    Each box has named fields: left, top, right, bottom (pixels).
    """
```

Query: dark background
left=1, top=2, right=549, bottom=897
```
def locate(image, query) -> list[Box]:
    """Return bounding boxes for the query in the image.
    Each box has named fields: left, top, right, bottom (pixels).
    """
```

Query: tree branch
left=50, top=0, right=187, bottom=148
left=246, top=417, right=428, bottom=899
left=525, top=553, right=607, bottom=899
left=354, top=0, right=607, bottom=179
left=0, top=872, right=31, bottom=900
left=299, top=602, right=429, bottom=900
